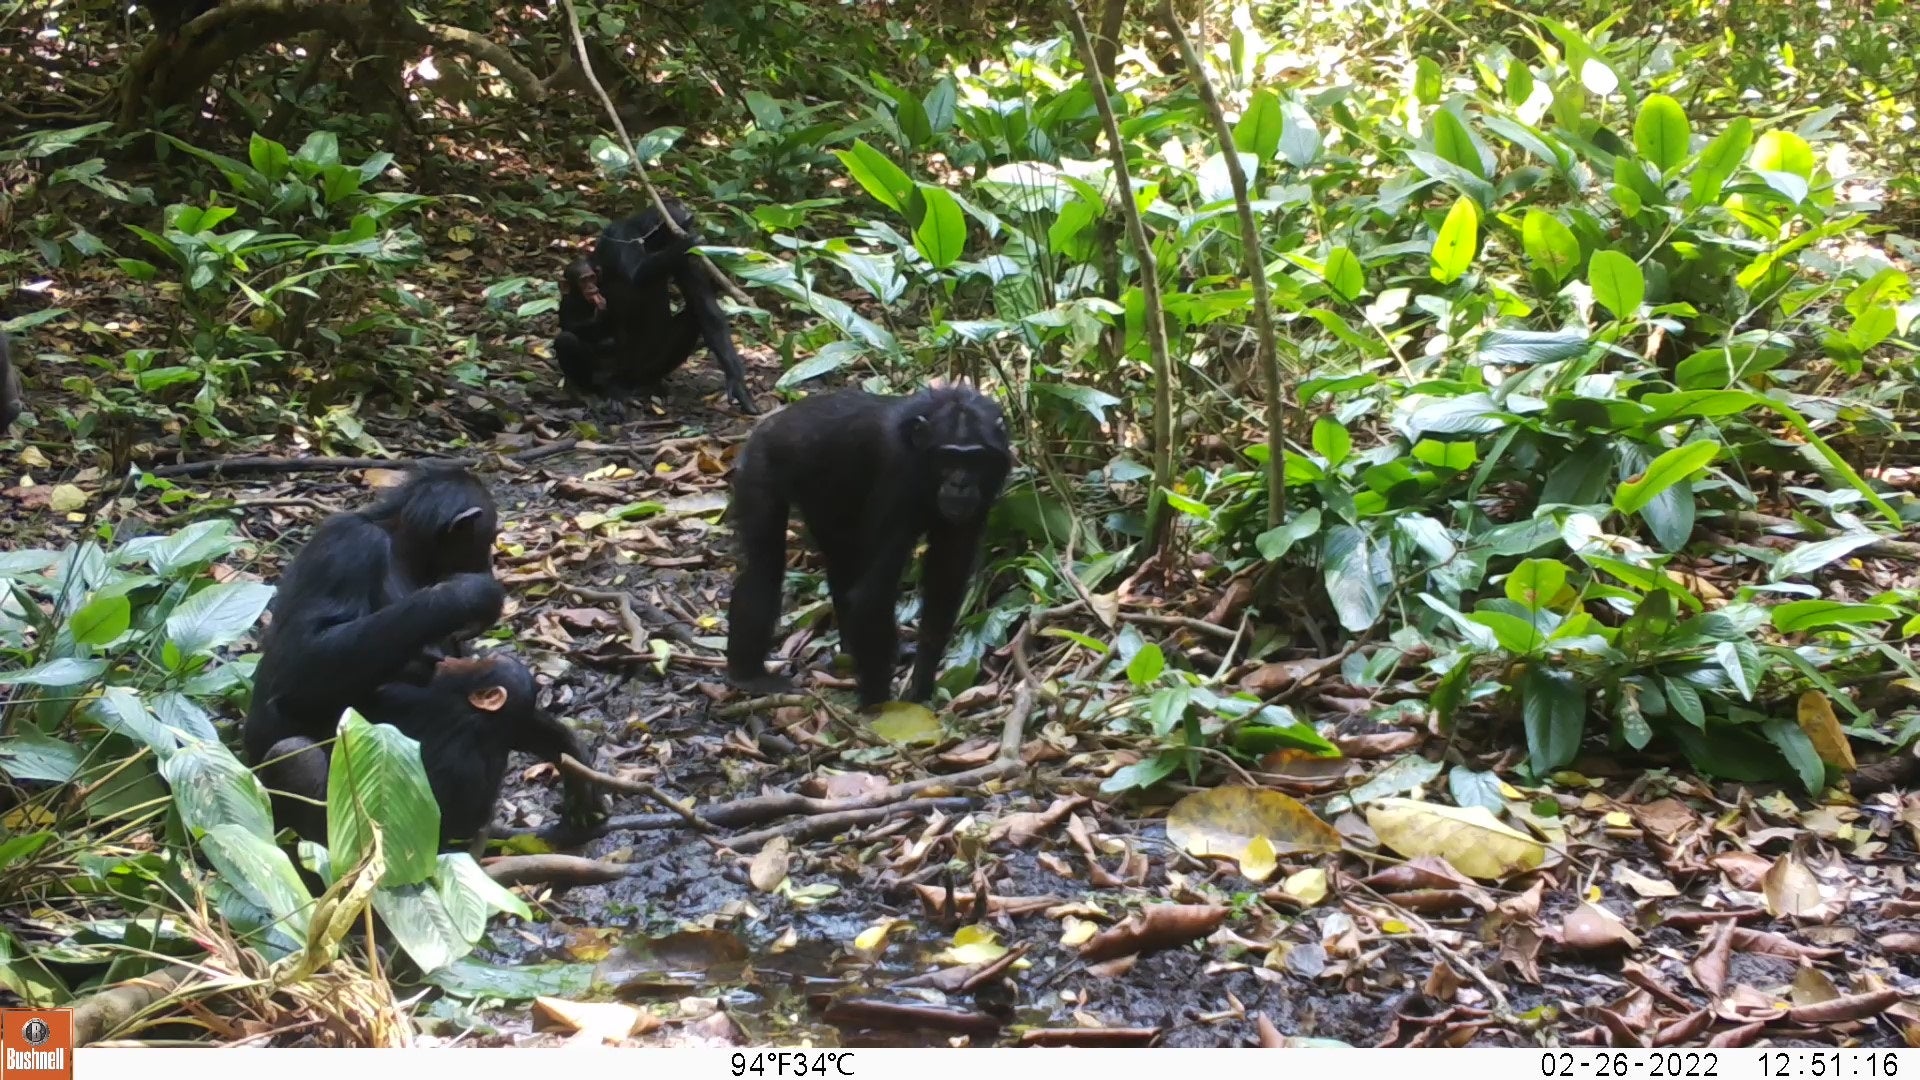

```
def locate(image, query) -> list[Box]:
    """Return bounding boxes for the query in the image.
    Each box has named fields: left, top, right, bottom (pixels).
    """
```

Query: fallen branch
left=725, top=795, right=974, bottom=852
left=556, top=754, right=714, bottom=833
left=482, top=853, right=630, bottom=888
left=143, top=439, right=579, bottom=480
left=557, top=582, right=702, bottom=650
left=71, top=964, right=194, bottom=1045
left=1041, top=598, right=1238, bottom=640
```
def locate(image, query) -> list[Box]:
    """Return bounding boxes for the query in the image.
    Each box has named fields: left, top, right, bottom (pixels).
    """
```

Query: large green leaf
left=200, top=823, right=312, bottom=941
left=1324, top=245, right=1364, bottom=301
left=1519, top=666, right=1585, bottom=772
left=1429, top=196, right=1479, bottom=284
left=1430, top=108, right=1483, bottom=178
left=164, top=581, right=274, bottom=658
left=1520, top=210, right=1580, bottom=284
left=834, top=139, right=915, bottom=215
left=327, top=712, right=440, bottom=888
left=1235, top=88, right=1284, bottom=160
left=372, top=882, right=462, bottom=975
left=1751, top=129, right=1813, bottom=179
left=1586, top=249, right=1644, bottom=320
left=1322, top=525, right=1386, bottom=632
left=69, top=594, right=131, bottom=645
left=1688, top=118, right=1751, bottom=207
left=162, top=740, right=275, bottom=839
left=1768, top=532, right=1884, bottom=583
left=1632, top=94, right=1691, bottom=173
left=0, top=657, right=107, bottom=688
left=1613, top=441, right=1717, bottom=515
left=1770, top=600, right=1900, bottom=633
left=909, top=183, right=966, bottom=268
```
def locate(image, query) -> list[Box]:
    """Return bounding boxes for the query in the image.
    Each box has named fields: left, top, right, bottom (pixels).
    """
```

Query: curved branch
left=403, top=22, right=547, bottom=103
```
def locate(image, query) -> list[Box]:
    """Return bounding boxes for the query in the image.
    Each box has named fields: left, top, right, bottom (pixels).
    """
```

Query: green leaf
left=1688, top=118, right=1751, bottom=207
left=161, top=740, right=275, bottom=839
left=1477, top=328, right=1590, bottom=366
left=834, top=139, right=915, bottom=215
left=923, top=77, right=957, bottom=135
left=1429, top=196, right=1479, bottom=284
left=1411, top=439, right=1477, bottom=471
left=1614, top=441, right=1718, bottom=516
left=164, top=581, right=273, bottom=658
left=1520, top=210, right=1581, bottom=284
left=895, top=92, right=932, bottom=148
left=1761, top=716, right=1827, bottom=795
left=0, top=657, right=107, bottom=688
left=1519, top=666, right=1585, bottom=772
left=70, top=594, right=131, bottom=645
left=1505, top=559, right=1568, bottom=612
left=1849, top=304, right=1897, bottom=352
left=1664, top=677, right=1706, bottom=728
left=1751, top=129, right=1814, bottom=180
left=328, top=711, right=440, bottom=888
left=1587, top=249, right=1645, bottom=320
left=1413, top=57, right=1443, bottom=104
left=372, top=882, right=462, bottom=975
left=1465, top=610, right=1540, bottom=655
left=1430, top=108, right=1483, bottom=178
left=1235, top=88, right=1284, bottom=160
left=1147, top=686, right=1192, bottom=737
left=1504, top=59, right=1534, bottom=106
left=1126, top=643, right=1166, bottom=687
left=1324, top=245, right=1364, bottom=301
left=1769, top=533, right=1884, bottom=583
left=1311, top=417, right=1351, bottom=466
left=248, top=134, right=291, bottom=181
left=1255, top=508, right=1321, bottom=562
left=909, top=184, right=966, bottom=269
left=1322, top=525, right=1386, bottom=632
left=199, top=823, right=312, bottom=941
left=1771, top=600, right=1901, bottom=634
left=1632, top=94, right=1691, bottom=173
left=1099, top=752, right=1181, bottom=795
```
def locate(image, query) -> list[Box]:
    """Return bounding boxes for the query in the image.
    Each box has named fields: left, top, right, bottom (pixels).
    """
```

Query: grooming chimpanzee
left=243, top=465, right=603, bottom=849
left=1, top=330, right=20, bottom=433
left=552, top=200, right=759, bottom=414
left=725, top=384, right=1012, bottom=708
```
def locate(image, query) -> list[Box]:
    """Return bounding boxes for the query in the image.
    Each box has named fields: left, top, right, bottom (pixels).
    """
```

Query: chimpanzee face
left=915, top=394, right=1011, bottom=525
left=564, top=258, right=605, bottom=310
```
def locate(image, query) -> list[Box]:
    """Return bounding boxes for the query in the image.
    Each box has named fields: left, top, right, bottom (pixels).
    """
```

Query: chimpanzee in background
left=0, top=330, right=20, bottom=434
left=725, top=383, right=1013, bottom=707
left=243, top=465, right=603, bottom=849
left=552, top=200, right=759, bottom=415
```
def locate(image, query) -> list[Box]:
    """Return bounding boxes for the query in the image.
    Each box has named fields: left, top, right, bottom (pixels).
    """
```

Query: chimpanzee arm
left=904, top=523, right=984, bottom=703
left=674, top=264, right=758, bottom=414
left=600, top=224, right=698, bottom=289
left=276, top=521, right=503, bottom=703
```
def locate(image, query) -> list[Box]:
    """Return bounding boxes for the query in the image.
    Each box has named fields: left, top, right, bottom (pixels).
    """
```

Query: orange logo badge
left=1, top=1009, right=73, bottom=1080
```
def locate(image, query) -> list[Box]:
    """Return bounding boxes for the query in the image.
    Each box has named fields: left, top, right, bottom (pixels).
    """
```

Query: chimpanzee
left=725, top=383, right=1012, bottom=708
left=257, top=652, right=587, bottom=851
left=552, top=200, right=759, bottom=414
left=243, top=465, right=603, bottom=849
left=0, top=330, right=19, bottom=433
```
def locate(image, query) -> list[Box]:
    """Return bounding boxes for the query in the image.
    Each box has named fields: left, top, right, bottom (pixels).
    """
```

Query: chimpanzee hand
left=440, top=571, right=506, bottom=629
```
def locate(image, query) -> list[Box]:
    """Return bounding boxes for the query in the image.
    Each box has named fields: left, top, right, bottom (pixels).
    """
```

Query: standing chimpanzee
left=725, top=383, right=1012, bottom=707
left=243, top=465, right=603, bottom=850
left=0, top=330, right=20, bottom=434
left=552, top=200, right=759, bottom=415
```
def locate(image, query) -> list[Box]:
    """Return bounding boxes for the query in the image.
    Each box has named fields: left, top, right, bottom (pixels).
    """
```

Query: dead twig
left=142, top=439, right=579, bottom=480
left=723, top=796, right=974, bottom=852
left=481, top=853, right=631, bottom=888
left=556, top=754, right=715, bottom=833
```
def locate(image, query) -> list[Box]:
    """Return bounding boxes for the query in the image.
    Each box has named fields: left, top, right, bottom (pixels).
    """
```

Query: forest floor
left=10, top=165, right=1920, bottom=1049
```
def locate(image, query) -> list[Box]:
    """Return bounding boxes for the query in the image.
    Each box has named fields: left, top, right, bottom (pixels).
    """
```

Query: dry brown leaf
left=1711, top=851, right=1773, bottom=891
left=1240, top=655, right=1341, bottom=696
left=1078, top=904, right=1228, bottom=963
left=1762, top=853, right=1825, bottom=918
left=1787, top=989, right=1903, bottom=1024
left=800, top=771, right=887, bottom=800
left=1691, top=921, right=1733, bottom=995
left=1365, top=797, right=1547, bottom=880
left=1562, top=902, right=1641, bottom=952
left=1797, top=691, right=1858, bottom=771
left=748, top=837, right=790, bottom=893
left=988, top=795, right=1090, bottom=847
left=1612, top=865, right=1679, bottom=898
left=531, top=996, right=660, bottom=1043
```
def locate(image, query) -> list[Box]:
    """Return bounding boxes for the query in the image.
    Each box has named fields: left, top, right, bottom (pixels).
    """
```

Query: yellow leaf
left=1060, top=916, right=1098, bottom=947
left=48, top=484, right=88, bottom=513
left=1496, top=781, right=1524, bottom=799
left=1382, top=919, right=1411, bottom=934
left=1364, top=797, right=1548, bottom=881
left=852, top=920, right=898, bottom=955
left=939, top=924, right=1007, bottom=965
left=748, top=836, right=790, bottom=893
left=1795, top=691, right=1857, bottom=771
left=1238, top=834, right=1277, bottom=883
left=1165, top=786, right=1342, bottom=871
left=869, top=701, right=943, bottom=745
left=1282, top=867, right=1328, bottom=905
left=1603, top=811, right=1633, bottom=828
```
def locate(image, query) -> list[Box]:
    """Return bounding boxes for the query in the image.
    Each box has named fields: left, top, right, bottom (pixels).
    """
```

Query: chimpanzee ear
left=468, top=685, right=510, bottom=712
left=448, top=506, right=486, bottom=534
